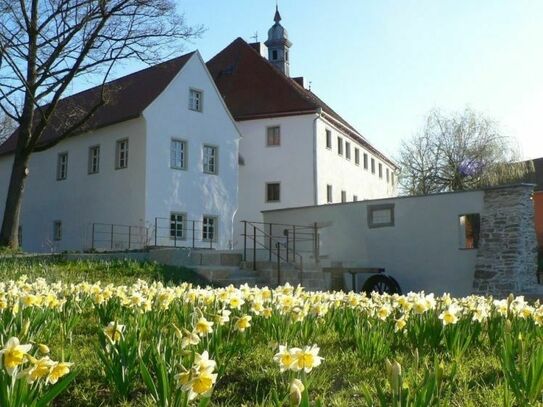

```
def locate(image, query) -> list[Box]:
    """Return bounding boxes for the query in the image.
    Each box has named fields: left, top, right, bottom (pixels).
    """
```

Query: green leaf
left=35, top=371, right=77, bottom=407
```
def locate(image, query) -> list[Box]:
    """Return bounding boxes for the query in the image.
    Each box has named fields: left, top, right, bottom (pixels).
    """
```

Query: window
left=363, top=153, right=368, bottom=170
left=272, top=50, right=278, bottom=60
left=459, top=214, right=480, bottom=249
left=386, top=168, right=390, bottom=183
left=56, top=152, right=68, bottom=180
left=345, top=142, right=351, bottom=160
left=326, top=185, right=333, bottom=203
left=53, top=221, right=62, bottom=241
left=337, top=137, right=343, bottom=156
left=325, top=129, right=332, bottom=149
left=170, top=212, right=186, bottom=240
left=391, top=172, right=395, bottom=186
left=116, top=139, right=129, bottom=169
left=368, top=204, right=395, bottom=228
left=371, top=158, right=375, bottom=174
left=353, top=195, right=358, bottom=202
left=203, top=145, right=218, bottom=174
left=189, top=89, right=203, bottom=112
left=354, top=148, right=360, bottom=165
left=202, top=216, right=217, bottom=241
left=266, top=126, right=281, bottom=146
left=88, top=146, right=100, bottom=174
left=266, top=182, right=280, bottom=202
left=341, top=190, right=347, bottom=203
left=378, top=163, right=383, bottom=178
left=171, top=139, right=187, bottom=170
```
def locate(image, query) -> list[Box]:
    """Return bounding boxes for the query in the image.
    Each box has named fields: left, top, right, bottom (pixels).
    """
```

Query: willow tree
left=398, top=108, right=534, bottom=195
left=0, top=0, right=203, bottom=249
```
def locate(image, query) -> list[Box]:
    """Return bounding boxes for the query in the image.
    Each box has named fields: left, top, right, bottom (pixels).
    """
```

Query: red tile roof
left=0, top=52, right=195, bottom=156
left=207, top=38, right=397, bottom=168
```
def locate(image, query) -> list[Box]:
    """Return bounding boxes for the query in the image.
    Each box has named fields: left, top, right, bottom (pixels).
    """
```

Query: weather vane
left=251, top=31, right=258, bottom=42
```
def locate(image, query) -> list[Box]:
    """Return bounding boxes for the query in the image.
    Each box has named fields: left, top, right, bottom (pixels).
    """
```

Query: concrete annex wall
left=0, top=118, right=147, bottom=252
left=144, top=53, right=239, bottom=249
left=263, top=190, right=485, bottom=296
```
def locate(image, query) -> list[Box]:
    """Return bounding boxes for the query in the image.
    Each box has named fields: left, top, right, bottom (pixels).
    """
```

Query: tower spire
left=265, top=2, right=292, bottom=76
left=274, top=3, right=281, bottom=23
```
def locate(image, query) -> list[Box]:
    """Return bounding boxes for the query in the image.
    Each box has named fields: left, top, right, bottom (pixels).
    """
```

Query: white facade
left=0, top=52, right=240, bottom=252
left=233, top=111, right=397, bottom=247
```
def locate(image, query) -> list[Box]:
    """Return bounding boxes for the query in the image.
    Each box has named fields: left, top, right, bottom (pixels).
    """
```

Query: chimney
left=249, top=42, right=268, bottom=58
left=292, top=76, right=305, bottom=88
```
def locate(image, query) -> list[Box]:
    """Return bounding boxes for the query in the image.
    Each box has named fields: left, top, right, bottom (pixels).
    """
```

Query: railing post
left=285, top=229, right=289, bottom=263
left=154, top=218, right=158, bottom=247
left=313, top=222, right=320, bottom=264
left=110, top=224, right=114, bottom=250
left=269, top=223, right=272, bottom=262
left=91, top=223, right=95, bottom=251
left=243, top=221, right=247, bottom=261
left=192, top=221, right=196, bottom=248
left=253, top=225, right=257, bottom=271
left=276, top=242, right=281, bottom=286
left=128, top=226, right=131, bottom=250
left=292, top=226, right=296, bottom=262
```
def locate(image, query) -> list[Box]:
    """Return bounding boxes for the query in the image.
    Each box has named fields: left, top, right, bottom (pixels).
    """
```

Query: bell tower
left=264, top=5, right=292, bottom=76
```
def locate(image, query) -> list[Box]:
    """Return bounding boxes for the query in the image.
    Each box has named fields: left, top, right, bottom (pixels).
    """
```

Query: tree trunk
left=0, top=151, right=30, bottom=249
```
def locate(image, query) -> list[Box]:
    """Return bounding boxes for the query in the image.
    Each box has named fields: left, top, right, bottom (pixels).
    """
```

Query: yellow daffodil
left=273, top=345, right=295, bottom=372
left=47, top=361, right=73, bottom=384
left=104, top=321, right=125, bottom=343
left=0, top=337, right=32, bottom=376
left=194, top=317, right=214, bottom=336
left=235, top=315, right=252, bottom=332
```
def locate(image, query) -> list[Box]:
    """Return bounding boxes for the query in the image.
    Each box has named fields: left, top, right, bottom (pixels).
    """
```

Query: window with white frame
left=266, top=182, right=280, bottom=202
left=341, top=190, right=347, bottom=203
left=57, top=152, right=68, bottom=180
left=337, top=137, right=343, bottom=156
left=391, top=172, right=395, bottom=186
left=371, top=158, right=375, bottom=174
left=368, top=204, right=395, bottom=228
left=345, top=142, right=351, bottom=160
left=326, top=184, right=333, bottom=203
left=53, top=220, right=62, bottom=241
left=170, top=212, right=186, bottom=240
left=171, top=139, right=187, bottom=170
left=203, top=145, right=217, bottom=174
left=354, top=148, right=360, bottom=165
left=378, top=163, right=383, bottom=178
left=363, top=153, right=368, bottom=170
left=189, top=89, right=203, bottom=112
left=325, top=129, right=332, bottom=149
left=266, top=126, right=281, bottom=146
left=116, top=139, right=129, bottom=169
left=386, top=168, right=390, bottom=183
left=88, top=145, right=100, bottom=174
left=202, top=216, right=217, bottom=241
left=353, top=195, right=358, bottom=202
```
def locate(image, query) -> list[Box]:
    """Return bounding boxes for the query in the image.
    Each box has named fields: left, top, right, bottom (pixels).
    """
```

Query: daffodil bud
left=289, top=379, right=304, bottom=406
left=38, top=343, right=50, bottom=354
left=22, top=320, right=30, bottom=337
left=391, top=361, right=402, bottom=395
left=507, top=294, right=514, bottom=306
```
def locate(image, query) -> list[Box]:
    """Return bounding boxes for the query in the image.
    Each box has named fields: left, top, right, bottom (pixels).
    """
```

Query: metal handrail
left=241, top=220, right=310, bottom=282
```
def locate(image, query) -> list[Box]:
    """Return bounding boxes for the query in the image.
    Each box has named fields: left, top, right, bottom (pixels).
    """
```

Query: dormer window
left=272, top=50, right=278, bottom=60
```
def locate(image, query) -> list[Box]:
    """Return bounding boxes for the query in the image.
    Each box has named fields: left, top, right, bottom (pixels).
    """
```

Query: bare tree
left=0, top=0, right=204, bottom=249
left=398, top=108, right=533, bottom=195
left=0, top=112, right=15, bottom=145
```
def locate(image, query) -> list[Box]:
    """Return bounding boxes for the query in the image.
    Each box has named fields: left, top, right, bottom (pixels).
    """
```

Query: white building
left=206, top=9, right=398, bottom=247
left=0, top=51, right=240, bottom=252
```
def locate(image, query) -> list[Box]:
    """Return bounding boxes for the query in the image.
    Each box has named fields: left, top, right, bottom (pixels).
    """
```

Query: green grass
left=0, top=258, right=532, bottom=406
left=0, top=256, right=210, bottom=286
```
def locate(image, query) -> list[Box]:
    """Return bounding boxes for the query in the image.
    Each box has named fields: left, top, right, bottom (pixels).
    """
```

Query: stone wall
left=473, top=184, right=538, bottom=297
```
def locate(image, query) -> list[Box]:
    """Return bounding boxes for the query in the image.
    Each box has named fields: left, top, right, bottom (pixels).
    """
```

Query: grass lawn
left=0, top=257, right=540, bottom=406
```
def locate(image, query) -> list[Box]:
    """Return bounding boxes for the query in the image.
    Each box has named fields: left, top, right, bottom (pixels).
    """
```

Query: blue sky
left=107, top=0, right=543, bottom=160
